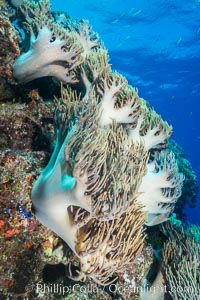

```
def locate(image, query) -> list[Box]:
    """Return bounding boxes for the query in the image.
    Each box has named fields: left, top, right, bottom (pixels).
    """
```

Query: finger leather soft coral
left=15, top=0, right=185, bottom=285
left=13, top=0, right=101, bottom=84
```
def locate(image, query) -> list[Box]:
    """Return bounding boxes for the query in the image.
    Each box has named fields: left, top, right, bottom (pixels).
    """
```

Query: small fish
left=133, top=9, right=142, bottom=16
left=128, top=7, right=135, bottom=15
left=111, top=19, right=119, bottom=24
left=176, top=37, right=182, bottom=46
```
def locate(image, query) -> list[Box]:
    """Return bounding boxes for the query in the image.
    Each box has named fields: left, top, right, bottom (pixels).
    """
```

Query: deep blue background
left=52, top=0, right=200, bottom=224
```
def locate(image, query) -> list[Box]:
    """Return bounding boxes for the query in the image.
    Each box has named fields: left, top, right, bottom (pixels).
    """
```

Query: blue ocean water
left=52, top=0, right=200, bottom=224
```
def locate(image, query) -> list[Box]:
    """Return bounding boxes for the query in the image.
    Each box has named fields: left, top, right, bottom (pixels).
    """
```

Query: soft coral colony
left=11, top=0, right=198, bottom=294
